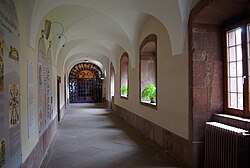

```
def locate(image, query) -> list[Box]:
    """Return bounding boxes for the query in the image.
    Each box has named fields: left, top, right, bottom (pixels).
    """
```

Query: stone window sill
left=140, top=100, right=157, bottom=109
left=215, top=113, right=250, bottom=123
left=120, top=95, right=128, bottom=99
left=214, top=113, right=250, bottom=130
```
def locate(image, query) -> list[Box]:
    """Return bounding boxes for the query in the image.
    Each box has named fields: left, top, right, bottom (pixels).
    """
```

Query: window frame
left=139, top=34, right=157, bottom=108
left=223, top=19, right=250, bottom=118
left=120, top=52, right=129, bottom=99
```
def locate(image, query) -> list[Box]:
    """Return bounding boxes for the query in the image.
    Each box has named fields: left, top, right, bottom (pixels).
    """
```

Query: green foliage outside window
left=141, top=83, right=156, bottom=103
left=121, top=85, right=128, bottom=97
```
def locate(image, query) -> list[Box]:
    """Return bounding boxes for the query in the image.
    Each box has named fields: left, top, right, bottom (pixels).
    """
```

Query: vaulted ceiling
left=26, top=0, right=194, bottom=73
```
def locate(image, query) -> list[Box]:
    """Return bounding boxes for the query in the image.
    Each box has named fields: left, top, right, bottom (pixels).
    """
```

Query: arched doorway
left=69, top=62, right=102, bottom=103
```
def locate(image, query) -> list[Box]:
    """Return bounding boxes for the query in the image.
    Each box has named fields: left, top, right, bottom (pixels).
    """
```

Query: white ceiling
left=26, top=0, right=193, bottom=72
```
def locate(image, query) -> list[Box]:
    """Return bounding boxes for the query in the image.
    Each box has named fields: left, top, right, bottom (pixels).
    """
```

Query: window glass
left=226, top=27, right=243, bottom=110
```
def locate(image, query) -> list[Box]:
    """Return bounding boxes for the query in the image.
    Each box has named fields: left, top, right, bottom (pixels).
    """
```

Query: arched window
left=120, top=52, right=129, bottom=98
left=140, top=34, right=157, bottom=106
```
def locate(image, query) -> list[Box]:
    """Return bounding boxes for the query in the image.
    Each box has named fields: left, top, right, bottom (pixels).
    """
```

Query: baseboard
left=112, top=103, right=192, bottom=167
left=105, top=99, right=112, bottom=109
left=59, top=104, right=66, bottom=121
left=21, top=117, right=57, bottom=168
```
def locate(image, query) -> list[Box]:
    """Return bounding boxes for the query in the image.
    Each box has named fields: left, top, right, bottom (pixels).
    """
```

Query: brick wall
left=189, top=24, right=223, bottom=168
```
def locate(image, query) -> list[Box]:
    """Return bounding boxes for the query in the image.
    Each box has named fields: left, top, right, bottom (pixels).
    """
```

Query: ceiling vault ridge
left=29, top=0, right=192, bottom=72
left=56, top=39, right=117, bottom=68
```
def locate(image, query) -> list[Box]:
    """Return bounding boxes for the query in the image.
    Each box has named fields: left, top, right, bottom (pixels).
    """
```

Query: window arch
left=140, top=34, right=157, bottom=106
left=120, top=52, right=129, bottom=98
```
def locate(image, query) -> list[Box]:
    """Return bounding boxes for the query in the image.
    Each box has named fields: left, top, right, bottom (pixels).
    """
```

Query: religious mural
left=9, top=84, right=19, bottom=128
left=0, top=0, right=21, bottom=167
left=79, top=70, right=96, bottom=79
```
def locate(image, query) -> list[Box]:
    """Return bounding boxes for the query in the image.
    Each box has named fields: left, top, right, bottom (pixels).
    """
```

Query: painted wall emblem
left=9, top=46, right=18, bottom=61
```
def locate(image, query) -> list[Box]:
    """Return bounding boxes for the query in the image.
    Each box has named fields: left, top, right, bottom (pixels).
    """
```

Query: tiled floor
left=40, top=103, right=186, bottom=168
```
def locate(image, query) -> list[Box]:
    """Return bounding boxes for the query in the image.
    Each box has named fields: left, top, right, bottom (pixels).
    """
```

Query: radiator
left=204, top=122, right=250, bottom=168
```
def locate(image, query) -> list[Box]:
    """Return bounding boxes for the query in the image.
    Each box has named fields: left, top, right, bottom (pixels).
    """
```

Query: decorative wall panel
left=46, top=48, right=53, bottom=124
left=38, top=38, right=46, bottom=136
left=0, top=0, right=21, bottom=167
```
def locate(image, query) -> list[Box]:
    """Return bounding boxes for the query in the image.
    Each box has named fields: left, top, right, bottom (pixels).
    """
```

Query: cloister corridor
left=40, top=104, right=186, bottom=168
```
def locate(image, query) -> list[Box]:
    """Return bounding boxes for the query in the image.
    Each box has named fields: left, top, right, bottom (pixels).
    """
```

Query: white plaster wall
left=17, top=0, right=38, bottom=161
left=16, top=0, right=58, bottom=162
left=114, top=16, right=189, bottom=139
left=14, top=0, right=192, bottom=163
left=56, top=68, right=65, bottom=110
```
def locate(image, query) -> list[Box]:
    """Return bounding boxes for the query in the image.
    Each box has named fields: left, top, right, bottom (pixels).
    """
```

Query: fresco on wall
left=8, top=46, right=18, bottom=61
left=46, top=48, right=53, bottom=123
left=0, top=40, right=3, bottom=92
left=0, top=139, right=5, bottom=168
left=38, top=38, right=47, bottom=136
left=9, top=84, right=19, bottom=128
left=0, top=0, right=22, bottom=167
